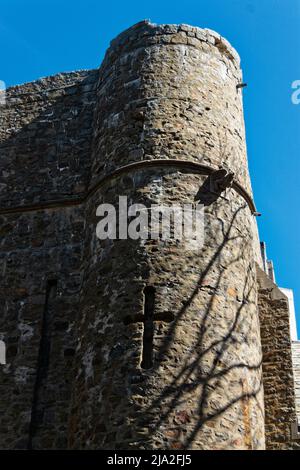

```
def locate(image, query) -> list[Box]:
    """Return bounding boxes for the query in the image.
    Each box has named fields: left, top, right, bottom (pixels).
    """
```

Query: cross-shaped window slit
left=123, top=287, right=174, bottom=370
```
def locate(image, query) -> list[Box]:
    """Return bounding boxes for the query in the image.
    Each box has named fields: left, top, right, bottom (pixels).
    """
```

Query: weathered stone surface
left=0, top=70, right=98, bottom=208
left=71, top=21, right=265, bottom=450
left=257, top=267, right=299, bottom=450
left=292, top=341, right=300, bottom=423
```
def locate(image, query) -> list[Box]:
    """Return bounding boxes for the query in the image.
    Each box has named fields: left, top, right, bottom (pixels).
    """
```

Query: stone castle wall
left=0, top=70, right=98, bottom=208
left=257, top=267, right=299, bottom=449
left=292, top=342, right=300, bottom=424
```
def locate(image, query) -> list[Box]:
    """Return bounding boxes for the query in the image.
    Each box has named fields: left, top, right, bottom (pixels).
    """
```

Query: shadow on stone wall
left=0, top=82, right=264, bottom=449
left=130, top=204, right=264, bottom=449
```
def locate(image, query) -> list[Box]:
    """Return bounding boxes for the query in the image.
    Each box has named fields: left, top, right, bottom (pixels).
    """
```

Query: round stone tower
left=69, top=21, right=265, bottom=450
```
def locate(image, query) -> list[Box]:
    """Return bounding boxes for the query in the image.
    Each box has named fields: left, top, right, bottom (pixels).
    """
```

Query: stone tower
left=69, top=21, right=265, bottom=450
left=0, top=21, right=299, bottom=450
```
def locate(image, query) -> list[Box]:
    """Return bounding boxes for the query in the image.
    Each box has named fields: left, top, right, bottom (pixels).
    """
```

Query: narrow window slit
left=28, top=279, right=57, bottom=449
left=141, top=286, right=155, bottom=369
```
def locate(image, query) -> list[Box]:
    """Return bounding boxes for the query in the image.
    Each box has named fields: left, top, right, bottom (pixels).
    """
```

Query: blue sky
left=1, top=0, right=300, bottom=335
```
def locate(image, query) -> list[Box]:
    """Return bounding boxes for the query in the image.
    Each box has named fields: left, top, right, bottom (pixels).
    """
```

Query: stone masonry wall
left=69, top=21, right=265, bottom=449
left=0, top=70, right=97, bottom=208
left=0, top=205, right=85, bottom=448
left=0, top=20, right=286, bottom=450
left=69, top=170, right=265, bottom=450
left=292, top=341, right=300, bottom=423
left=0, top=71, right=97, bottom=448
left=91, top=22, right=249, bottom=190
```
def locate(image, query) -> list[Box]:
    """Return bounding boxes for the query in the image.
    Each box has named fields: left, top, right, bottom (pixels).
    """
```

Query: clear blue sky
left=1, top=0, right=300, bottom=336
